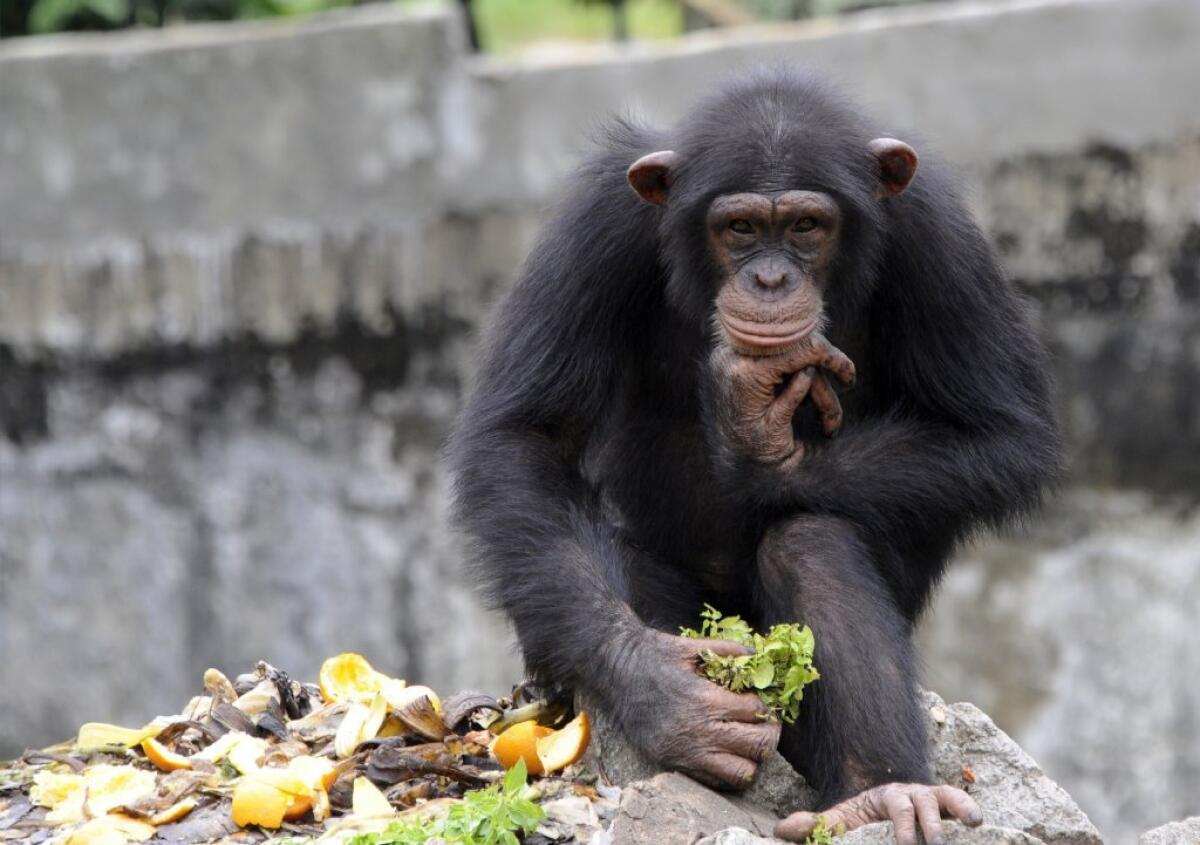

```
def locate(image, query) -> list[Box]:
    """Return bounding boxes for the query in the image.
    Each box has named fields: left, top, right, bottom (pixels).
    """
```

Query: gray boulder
left=597, top=690, right=1102, bottom=845
left=607, top=773, right=780, bottom=845
left=695, top=824, right=1049, bottom=845
left=1138, top=817, right=1200, bottom=844
left=923, top=691, right=1102, bottom=845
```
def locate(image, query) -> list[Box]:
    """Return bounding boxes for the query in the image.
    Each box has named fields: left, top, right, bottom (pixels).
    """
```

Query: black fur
left=448, top=68, right=1061, bottom=804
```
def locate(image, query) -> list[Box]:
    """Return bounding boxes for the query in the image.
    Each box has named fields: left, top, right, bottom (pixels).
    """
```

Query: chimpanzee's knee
left=756, top=514, right=866, bottom=595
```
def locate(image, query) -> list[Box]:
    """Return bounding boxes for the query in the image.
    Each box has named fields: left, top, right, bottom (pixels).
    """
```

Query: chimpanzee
left=449, top=68, right=1060, bottom=844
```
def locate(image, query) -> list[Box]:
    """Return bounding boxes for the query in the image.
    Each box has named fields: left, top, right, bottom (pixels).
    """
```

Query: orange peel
left=230, top=768, right=315, bottom=828
left=141, top=737, right=192, bottom=772
left=148, top=797, right=198, bottom=826
left=491, top=720, right=553, bottom=775
left=319, top=653, right=384, bottom=703
left=537, top=711, right=591, bottom=774
left=231, top=778, right=290, bottom=829
left=351, top=776, right=394, bottom=817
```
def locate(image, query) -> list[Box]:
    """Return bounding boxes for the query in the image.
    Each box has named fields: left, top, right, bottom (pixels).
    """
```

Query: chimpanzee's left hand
left=774, top=782, right=984, bottom=845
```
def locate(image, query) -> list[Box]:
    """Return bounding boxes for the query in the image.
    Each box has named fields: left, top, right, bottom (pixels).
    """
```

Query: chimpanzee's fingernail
left=931, top=836, right=945, bottom=845
left=968, top=810, right=984, bottom=825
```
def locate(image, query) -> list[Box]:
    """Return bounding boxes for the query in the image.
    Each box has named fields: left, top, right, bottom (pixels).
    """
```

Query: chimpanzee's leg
left=752, top=513, right=930, bottom=804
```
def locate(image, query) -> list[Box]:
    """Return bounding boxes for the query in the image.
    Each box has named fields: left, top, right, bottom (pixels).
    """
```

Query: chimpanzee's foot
left=774, top=782, right=983, bottom=845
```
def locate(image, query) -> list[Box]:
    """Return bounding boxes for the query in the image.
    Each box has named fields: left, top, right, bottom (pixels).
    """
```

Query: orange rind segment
left=287, top=755, right=337, bottom=792
left=230, top=768, right=316, bottom=828
left=318, top=653, right=403, bottom=704
left=64, top=814, right=155, bottom=845
left=226, top=735, right=269, bottom=775
left=491, top=720, right=553, bottom=776
left=148, top=798, right=198, bottom=826
left=334, top=692, right=387, bottom=759
left=189, top=731, right=242, bottom=764
left=141, top=737, right=192, bottom=772
left=231, top=778, right=291, bottom=829
left=536, top=711, right=591, bottom=774
left=351, top=776, right=394, bottom=817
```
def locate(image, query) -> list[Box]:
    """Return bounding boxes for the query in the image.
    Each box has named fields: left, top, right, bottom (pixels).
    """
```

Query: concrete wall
left=2, top=0, right=1199, bottom=840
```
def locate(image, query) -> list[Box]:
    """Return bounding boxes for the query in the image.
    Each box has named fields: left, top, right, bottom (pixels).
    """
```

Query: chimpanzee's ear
left=868, top=138, right=919, bottom=198
left=627, top=151, right=680, bottom=207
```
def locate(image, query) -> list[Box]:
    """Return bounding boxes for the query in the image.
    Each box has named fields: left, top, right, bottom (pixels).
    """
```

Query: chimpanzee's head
left=625, top=72, right=918, bottom=356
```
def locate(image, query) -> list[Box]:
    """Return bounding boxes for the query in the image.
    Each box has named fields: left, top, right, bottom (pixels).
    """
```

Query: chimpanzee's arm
left=450, top=132, right=781, bottom=787
left=449, top=139, right=654, bottom=688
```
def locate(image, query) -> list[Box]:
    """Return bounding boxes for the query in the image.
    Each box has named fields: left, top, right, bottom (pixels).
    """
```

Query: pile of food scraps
left=0, top=654, right=603, bottom=845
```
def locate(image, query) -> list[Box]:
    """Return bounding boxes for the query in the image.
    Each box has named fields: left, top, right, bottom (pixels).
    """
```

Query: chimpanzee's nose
left=754, top=269, right=788, bottom=289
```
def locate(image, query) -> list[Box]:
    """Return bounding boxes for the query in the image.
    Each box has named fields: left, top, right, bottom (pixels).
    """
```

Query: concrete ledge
left=2, top=0, right=1199, bottom=359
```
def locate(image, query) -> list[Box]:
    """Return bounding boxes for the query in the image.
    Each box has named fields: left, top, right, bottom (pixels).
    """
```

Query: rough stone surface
left=923, top=692, right=1101, bottom=845
left=608, top=773, right=779, bottom=845
left=1139, top=817, right=1200, bottom=845
left=695, top=825, right=1051, bottom=845
left=825, top=823, right=1047, bottom=845
left=596, top=691, right=1100, bottom=845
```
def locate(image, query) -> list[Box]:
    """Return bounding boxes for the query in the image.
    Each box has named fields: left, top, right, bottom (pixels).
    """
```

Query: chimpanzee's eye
left=793, top=217, right=818, bottom=233
left=729, top=219, right=754, bottom=234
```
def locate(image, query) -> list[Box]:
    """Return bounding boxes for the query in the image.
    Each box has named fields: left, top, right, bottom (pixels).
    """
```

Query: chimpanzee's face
left=626, top=137, right=916, bottom=354
left=705, top=190, right=841, bottom=357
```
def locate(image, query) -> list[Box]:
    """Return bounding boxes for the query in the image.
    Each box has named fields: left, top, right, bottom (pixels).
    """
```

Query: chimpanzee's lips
left=721, top=315, right=818, bottom=351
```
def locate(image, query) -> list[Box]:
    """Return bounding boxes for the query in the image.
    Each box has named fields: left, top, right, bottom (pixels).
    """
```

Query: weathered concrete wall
left=1, top=1, right=1199, bottom=841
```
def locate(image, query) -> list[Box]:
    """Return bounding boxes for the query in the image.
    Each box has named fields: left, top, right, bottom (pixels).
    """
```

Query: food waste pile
left=0, top=654, right=607, bottom=845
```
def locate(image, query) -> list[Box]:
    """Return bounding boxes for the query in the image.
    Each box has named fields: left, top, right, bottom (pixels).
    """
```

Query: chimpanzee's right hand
left=709, top=335, right=856, bottom=467
left=621, top=630, right=782, bottom=790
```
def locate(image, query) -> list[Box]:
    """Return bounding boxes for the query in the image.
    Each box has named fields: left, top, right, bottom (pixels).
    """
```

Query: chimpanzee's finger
left=809, top=372, right=844, bottom=436
left=913, top=789, right=945, bottom=845
left=768, top=367, right=815, bottom=425
left=814, top=341, right=856, bottom=386
left=683, top=637, right=754, bottom=659
left=933, top=785, right=983, bottom=827
left=884, top=790, right=919, bottom=845
left=700, top=683, right=773, bottom=723
left=686, top=751, right=758, bottom=791
left=775, top=811, right=852, bottom=842
left=717, top=719, right=782, bottom=762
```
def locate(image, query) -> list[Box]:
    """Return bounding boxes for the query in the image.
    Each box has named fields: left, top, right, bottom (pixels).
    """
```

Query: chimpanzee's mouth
left=720, top=315, right=818, bottom=351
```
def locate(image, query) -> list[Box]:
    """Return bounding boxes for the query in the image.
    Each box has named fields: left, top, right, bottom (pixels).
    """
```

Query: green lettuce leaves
left=680, top=604, right=819, bottom=725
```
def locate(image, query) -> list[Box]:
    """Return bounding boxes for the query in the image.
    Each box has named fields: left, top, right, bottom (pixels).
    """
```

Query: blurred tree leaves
left=2, top=0, right=354, bottom=36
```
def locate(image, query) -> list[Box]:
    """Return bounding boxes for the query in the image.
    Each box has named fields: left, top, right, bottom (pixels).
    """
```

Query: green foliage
left=680, top=604, right=819, bottom=725
left=471, top=0, right=680, bottom=53
left=347, top=759, right=545, bottom=845
left=28, top=0, right=125, bottom=33
left=803, top=815, right=846, bottom=845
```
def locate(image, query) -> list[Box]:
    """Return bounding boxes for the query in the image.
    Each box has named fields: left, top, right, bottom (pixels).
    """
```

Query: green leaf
left=686, top=606, right=819, bottom=725
left=503, top=757, right=527, bottom=794
left=751, top=660, right=775, bottom=689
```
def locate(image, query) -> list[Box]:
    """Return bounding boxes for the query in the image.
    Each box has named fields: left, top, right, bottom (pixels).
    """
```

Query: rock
left=832, top=822, right=1048, bottom=844
left=1138, top=817, right=1200, bottom=844
left=608, top=773, right=779, bottom=845
left=695, top=828, right=779, bottom=845
left=595, top=690, right=1102, bottom=845
left=741, top=749, right=819, bottom=818
left=539, top=794, right=605, bottom=843
left=923, top=691, right=1103, bottom=845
